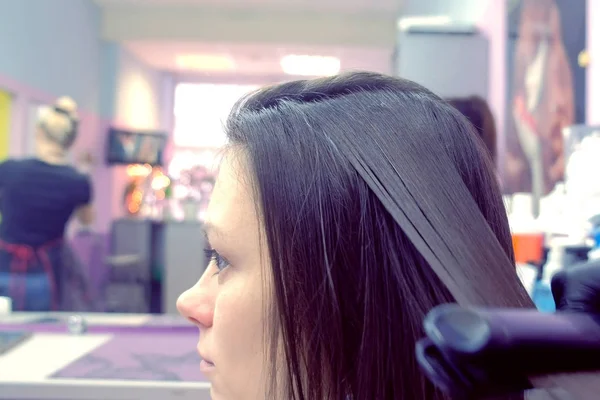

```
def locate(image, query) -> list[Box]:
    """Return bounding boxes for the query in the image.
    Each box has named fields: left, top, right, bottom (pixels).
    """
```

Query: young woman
left=177, top=73, right=591, bottom=399
left=0, top=97, right=94, bottom=311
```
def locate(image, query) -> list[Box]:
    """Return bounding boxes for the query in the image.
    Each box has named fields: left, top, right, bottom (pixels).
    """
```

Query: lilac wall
left=477, top=0, right=507, bottom=165
left=587, top=0, right=599, bottom=124
left=105, top=46, right=174, bottom=227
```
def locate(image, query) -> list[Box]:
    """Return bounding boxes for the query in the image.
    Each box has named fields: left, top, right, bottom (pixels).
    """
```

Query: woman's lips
left=200, top=359, right=216, bottom=374
left=197, top=343, right=215, bottom=373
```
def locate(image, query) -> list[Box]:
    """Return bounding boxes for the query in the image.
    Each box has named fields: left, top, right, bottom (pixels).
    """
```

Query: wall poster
left=503, top=0, right=587, bottom=206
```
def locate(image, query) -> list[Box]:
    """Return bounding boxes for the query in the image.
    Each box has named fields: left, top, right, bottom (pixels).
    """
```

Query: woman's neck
left=36, top=143, right=68, bottom=165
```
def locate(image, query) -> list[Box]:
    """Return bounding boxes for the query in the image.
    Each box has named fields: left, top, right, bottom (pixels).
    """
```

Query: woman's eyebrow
left=203, top=221, right=225, bottom=238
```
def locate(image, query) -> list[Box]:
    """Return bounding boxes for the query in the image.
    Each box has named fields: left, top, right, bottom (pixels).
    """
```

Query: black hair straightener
left=416, top=304, right=600, bottom=398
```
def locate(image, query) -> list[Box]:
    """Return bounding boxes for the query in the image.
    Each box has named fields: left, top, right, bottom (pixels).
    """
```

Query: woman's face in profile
left=177, top=153, right=270, bottom=400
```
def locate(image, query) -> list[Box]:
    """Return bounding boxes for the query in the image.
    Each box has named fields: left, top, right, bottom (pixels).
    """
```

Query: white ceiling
left=95, top=0, right=489, bottom=77
left=94, top=0, right=402, bottom=13
left=96, top=0, right=398, bottom=76
left=124, top=41, right=392, bottom=77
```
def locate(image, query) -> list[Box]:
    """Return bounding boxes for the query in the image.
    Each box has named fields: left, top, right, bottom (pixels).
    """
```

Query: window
left=169, top=83, right=259, bottom=178
left=168, top=83, right=259, bottom=220
left=173, top=83, right=258, bottom=149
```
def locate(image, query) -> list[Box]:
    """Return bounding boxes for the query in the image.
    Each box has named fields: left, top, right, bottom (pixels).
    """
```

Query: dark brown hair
left=447, top=95, right=497, bottom=164
left=224, top=72, right=596, bottom=399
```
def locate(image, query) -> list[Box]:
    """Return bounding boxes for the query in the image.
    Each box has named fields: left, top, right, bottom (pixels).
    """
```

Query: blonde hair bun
left=38, top=96, right=79, bottom=148
left=55, top=96, right=78, bottom=116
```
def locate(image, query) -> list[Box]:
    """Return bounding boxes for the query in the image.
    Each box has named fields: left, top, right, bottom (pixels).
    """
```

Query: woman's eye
left=203, top=248, right=230, bottom=273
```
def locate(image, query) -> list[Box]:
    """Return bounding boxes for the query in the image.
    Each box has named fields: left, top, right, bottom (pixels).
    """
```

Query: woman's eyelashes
left=204, top=248, right=230, bottom=273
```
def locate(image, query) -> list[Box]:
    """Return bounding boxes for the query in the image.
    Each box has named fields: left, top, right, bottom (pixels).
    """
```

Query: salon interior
left=0, top=0, right=598, bottom=398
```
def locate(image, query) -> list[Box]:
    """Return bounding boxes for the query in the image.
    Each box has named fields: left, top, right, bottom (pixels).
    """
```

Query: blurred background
left=0, top=1, right=599, bottom=398
left=0, top=0, right=596, bottom=314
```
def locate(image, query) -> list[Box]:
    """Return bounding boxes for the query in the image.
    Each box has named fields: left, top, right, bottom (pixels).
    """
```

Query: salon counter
left=0, top=313, right=210, bottom=400
left=0, top=312, right=190, bottom=327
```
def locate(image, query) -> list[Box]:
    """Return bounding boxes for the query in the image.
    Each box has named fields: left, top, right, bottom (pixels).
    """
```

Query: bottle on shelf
left=532, top=239, right=567, bottom=312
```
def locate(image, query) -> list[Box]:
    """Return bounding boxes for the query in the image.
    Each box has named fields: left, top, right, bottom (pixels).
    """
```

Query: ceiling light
left=397, top=15, right=453, bottom=31
left=280, top=55, right=341, bottom=77
left=175, top=54, right=236, bottom=72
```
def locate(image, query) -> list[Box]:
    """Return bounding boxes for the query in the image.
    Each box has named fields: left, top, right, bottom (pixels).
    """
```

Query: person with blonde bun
left=0, top=96, right=94, bottom=311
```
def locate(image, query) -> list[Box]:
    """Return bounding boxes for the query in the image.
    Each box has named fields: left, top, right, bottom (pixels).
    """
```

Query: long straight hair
left=225, top=72, right=599, bottom=399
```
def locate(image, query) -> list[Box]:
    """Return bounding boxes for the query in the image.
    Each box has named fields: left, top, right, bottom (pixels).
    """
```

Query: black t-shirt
left=0, top=158, right=92, bottom=247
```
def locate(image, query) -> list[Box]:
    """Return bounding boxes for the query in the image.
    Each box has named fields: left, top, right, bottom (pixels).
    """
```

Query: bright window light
left=175, top=54, right=236, bottom=72
left=280, top=54, right=341, bottom=77
left=173, top=83, right=258, bottom=149
left=169, top=83, right=259, bottom=177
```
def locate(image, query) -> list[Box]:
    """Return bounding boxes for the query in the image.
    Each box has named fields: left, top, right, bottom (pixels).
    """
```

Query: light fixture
left=280, top=54, right=341, bottom=77
left=126, top=164, right=153, bottom=177
left=175, top=54, right=236, bottom=72
left=397, top=15, right=453, bottom=31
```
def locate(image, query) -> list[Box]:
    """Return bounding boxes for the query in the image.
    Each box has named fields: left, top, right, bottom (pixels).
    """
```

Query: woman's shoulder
left=0, top=157, right=18, bottom=167
left=0, top=158, right=23, bottom=176
left=10, top=158, right=87, bottom=184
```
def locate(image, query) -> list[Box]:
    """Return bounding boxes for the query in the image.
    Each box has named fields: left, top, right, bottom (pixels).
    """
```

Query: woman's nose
left=176, top=270, right=215, bottom=329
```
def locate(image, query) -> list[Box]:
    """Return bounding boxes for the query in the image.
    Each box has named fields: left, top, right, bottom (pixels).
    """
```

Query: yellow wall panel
left=0, top=90, right=12, bottom=161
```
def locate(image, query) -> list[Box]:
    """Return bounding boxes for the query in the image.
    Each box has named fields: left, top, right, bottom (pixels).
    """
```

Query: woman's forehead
left=205, top=154, right=258, bottom=239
